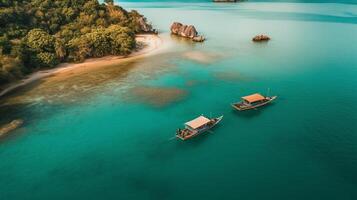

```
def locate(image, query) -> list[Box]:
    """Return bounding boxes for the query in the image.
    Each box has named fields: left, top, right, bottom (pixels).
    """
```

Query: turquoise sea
left=1, top=1, right=357, bottom=200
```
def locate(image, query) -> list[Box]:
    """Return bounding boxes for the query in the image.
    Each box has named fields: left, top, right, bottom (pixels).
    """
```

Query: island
left=252, top=34, right=271, bottom=42
left=170, top=22, right=205, bottom=42
left=0, top=0, right=156, bottom=91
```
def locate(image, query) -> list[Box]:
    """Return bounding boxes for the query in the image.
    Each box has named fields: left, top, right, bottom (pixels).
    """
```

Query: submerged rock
left=182, top=51, right=222, bottom=64
left=0, top=119, right=23, bottom=137
left=129, top=86, right=187, bottom=107
left=170, top=22, right=205, bottom=42
left=252, top=34, right=271, bottom=42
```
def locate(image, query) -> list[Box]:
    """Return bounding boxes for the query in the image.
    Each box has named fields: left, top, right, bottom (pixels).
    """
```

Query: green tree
left=23, top=29, right=59, bottom=68
left=106, top=25, right=135, bottom=55
left=0, top=35, right=11, bottom=54
left=0, top=0, right=153, bottom=86
left=54, top=38, right=66, bottom=60
left=0, top=55, right=24, bottom=82
left=36, top=52, right=59, bottom=67
left=24, top=28, right=55, bottom=52
left=67, top=37, right=91, bottom=62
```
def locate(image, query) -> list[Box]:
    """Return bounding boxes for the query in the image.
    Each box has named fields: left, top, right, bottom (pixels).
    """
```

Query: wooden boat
left=231, top=93, right=277, bottom=111
left=176, top=115, right=223, bottom=141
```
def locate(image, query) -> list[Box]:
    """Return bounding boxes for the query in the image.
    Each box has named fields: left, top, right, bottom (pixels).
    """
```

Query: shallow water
left=1, top=2, right=357, bottom=200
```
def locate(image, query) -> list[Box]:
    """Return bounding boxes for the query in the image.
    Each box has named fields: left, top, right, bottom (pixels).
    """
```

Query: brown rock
left=138, top=17, right=152, bottom=32
left=193, top=36, right=205, bottom=42
left=0, top=119, right=23, bottom=137
left=137, top=16, right=158, bottom=34
left=170, top=22, right=205, bottom=42
left=252, top=34, right=271, bottom=42
left=170, top=22, right=183, bottom=35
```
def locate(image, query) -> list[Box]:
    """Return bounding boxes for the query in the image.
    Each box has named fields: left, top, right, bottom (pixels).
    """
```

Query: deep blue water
left=0, top=2, right=357, bottom=200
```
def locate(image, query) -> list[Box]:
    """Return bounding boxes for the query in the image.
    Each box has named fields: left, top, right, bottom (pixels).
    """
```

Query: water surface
left=0, top=2, right=357, bottom=200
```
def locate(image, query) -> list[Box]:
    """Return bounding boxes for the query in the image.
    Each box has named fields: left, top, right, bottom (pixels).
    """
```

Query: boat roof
left=185, top=116, right=210, bottom=129
left=242, top=93, right=265, bottom=103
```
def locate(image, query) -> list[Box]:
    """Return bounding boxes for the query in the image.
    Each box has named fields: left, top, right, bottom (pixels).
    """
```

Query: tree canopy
left=0, top=0, right=153, bottom=85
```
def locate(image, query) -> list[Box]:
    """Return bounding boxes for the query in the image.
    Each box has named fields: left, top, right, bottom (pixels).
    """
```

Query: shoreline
left=0, top=34, right=163, bottom=98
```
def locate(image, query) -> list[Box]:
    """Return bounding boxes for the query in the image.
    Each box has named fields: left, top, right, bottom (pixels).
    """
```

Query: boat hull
left=231, top=96, right=277, bottom=111
left=176, top=116, right=223, bottom=141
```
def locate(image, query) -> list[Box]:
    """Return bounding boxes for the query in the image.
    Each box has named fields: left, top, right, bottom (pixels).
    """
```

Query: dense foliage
left=0, top=0, right=152, bottom=85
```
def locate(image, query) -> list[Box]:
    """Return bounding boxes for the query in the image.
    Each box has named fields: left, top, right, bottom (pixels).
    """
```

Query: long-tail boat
left=231, top=93, right=277, bottom=111
left=176, top=115, right=223, bottom=141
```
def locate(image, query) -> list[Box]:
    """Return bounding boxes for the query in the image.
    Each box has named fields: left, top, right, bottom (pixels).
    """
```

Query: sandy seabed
left=0, top=34, right=164, bottom=98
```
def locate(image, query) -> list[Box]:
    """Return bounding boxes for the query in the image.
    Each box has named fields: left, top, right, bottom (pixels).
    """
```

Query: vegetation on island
left=0, top=0, right=153, bottom=86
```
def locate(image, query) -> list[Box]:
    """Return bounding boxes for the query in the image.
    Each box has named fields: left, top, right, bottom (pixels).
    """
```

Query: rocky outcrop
left=137, top=16, right=158, bottom=34
left=0, top=119, right=23, bottom=137
left=170, top=22, right=205, bottom=42
left=136, top=15, right=158, bottom=34
left=138, top=17, right=151, bottom=32
left=252, top=34, right=271, bottom=42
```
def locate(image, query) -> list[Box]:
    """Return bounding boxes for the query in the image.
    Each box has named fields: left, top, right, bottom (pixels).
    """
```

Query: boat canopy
left=242, top=93, right=265, bottom=103
left=185, top=116, right=210, bottom=129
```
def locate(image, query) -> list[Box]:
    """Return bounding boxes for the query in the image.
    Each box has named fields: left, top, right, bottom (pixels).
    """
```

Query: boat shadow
left=144, top=131, right=213, bottom=163
left=231, top=102, right=277, bottom=119
left=147, top=121, right=225, bottom=161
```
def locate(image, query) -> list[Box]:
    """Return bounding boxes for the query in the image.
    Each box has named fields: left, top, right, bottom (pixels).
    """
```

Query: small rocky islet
left=252, top=34, right=271, bottom=42
left=170, top=22, right=205, bottom=42
left=170, top=22, right=270, bottom=43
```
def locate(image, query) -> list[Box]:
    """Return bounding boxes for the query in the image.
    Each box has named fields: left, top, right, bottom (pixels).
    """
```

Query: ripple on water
left=214, top=71, right=251, bottom=82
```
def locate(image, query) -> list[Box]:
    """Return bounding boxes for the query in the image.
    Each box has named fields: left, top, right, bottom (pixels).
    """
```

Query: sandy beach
left=0, top=34, right=163, bottom=98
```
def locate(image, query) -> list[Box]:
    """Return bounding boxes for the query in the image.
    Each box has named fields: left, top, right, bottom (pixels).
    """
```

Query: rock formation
left=170, top=22, right=205, bottom=42
left=137, top=16, right=158, bottom=34
left=192, top=35, right=205, bottom=42
left=0, top=119, right=23, bottom=137
left=252, top=34, right=271, bottom=42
